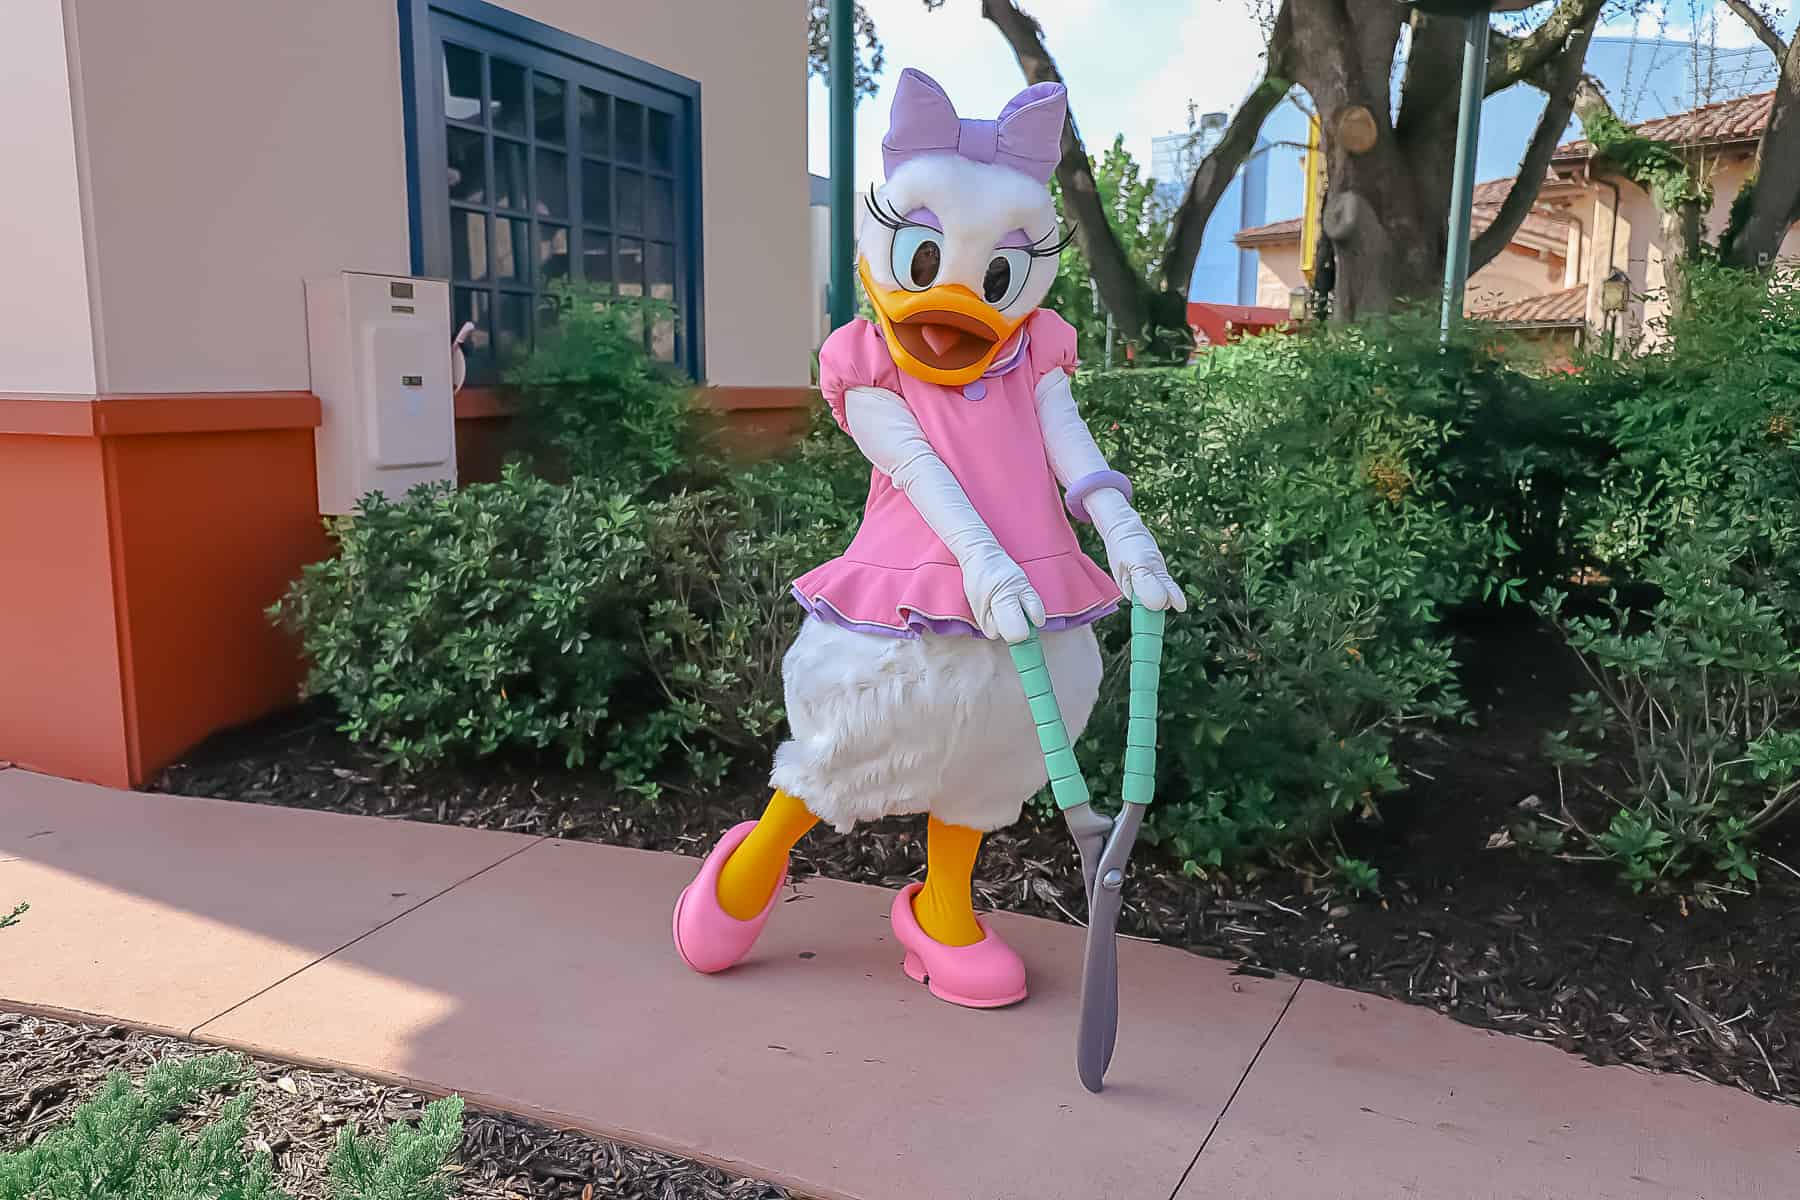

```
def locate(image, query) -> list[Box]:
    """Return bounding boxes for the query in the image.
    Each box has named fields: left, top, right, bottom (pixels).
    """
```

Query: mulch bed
left=0, top=1011, right=791, bottom=1199
left=154, top=613, right=1800, bottom=1107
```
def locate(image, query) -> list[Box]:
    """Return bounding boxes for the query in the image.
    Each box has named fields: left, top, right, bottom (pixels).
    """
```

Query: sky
left=804, top=0, right=1799, bottom=196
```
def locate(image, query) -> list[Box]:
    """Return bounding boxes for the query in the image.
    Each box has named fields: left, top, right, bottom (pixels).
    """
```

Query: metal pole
left=1440, top=10, right=1490, bottom=340
left=828, top=0, right=856, bottom=331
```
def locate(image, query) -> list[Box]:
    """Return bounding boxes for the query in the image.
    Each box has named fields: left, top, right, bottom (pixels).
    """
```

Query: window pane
left=581, top=160, right=611, bottom=228
left=533, top=74, right=565, bottom=144
left=647, top=176, right=674, bottom=239
left=536, top=149, right=569, bottom=219
left=490, top=58, right=526, bottom=135
left=615, top=99, right=644, bottom=163
left=451, top=209, right=487, bottom=281
left=617, top=236, right=644, bottom=297
left=454, top=287, right=492, bottom=374
left=617, top=169, right=643, bottom=233
left=443, top=43, right=482, bottom=124
left=495, top=218, right=527, bottom=283
left=648, top=109, right=674, bottom=172
left=494, top=139, right=527, bottom=211
left=578, top=88, right=610, bottom=156
left=581, top=233, right=613, bottom=290
left=536, top=294, right=560, bottom=341
left=647, top=241, right=675, bottom=301
left=538, top=224, right=570, bottom=282
left=446, top=127, right=485, bottom=203
left=497, top=292, right=530, bottom=364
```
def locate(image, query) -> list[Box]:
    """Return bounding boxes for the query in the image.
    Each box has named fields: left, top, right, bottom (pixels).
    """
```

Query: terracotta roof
left=1234, top=215, right=1303, bottom=245
left=1472, top=284, right=1587, bottom=327
left=1234, top=175, right=1569, bottom=251
left=1555, top=90, right=1774, bottom=160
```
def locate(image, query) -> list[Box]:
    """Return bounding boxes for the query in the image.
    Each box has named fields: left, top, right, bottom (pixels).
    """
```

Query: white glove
left=843, top=387, right=1046, bottom=642
left=1085, top=488, right=1187, bottom=612
left=1035, top=368, right=1187, bottom=612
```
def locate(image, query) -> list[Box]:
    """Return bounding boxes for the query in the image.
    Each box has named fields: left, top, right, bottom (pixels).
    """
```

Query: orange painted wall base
left=1, top=384, right=815, bottom=788
left=0, top=393, right=329, bottom=788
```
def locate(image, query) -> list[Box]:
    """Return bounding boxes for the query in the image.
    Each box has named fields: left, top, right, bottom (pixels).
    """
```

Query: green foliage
left=0, top=902, right=24, bottom=930
left=276, top=467, right=653, bottom=772
left=0, top=1052, right=464, bottom=1200
left=328, top=1097, right=465, bottom=1200
left=1062, top=317, right=1539, bottom=874
left=1535, top=264, right=1800, bottom=893
left=503, top=283, right=700, bottom=493
left=1044, top=136, right=1178, bottom=363
left=1579, top=107, right=1710, bottom=214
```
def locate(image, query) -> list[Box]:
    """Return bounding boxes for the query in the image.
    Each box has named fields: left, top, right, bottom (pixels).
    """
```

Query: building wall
left=63, top=0, right=810, bottom=393
left=1463, top=247, right=1569, bottom=314
left=4, top=0, right=98, bottom=394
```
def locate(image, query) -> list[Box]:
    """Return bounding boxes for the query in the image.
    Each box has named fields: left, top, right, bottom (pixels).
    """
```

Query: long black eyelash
left=864, top=186, right=915, bottom=231
left=1027, top=223, right=1078, bottom=259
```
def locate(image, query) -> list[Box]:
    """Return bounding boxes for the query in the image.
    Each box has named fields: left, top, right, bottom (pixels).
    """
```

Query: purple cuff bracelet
left=1064, top=470, right=1132, bottom=523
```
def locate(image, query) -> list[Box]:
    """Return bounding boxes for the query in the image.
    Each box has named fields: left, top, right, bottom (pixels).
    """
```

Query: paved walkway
left=2, top=766, right=1795, bottom=1199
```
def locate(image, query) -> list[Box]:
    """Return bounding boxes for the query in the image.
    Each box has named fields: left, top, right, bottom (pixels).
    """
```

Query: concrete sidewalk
left=2, top=767, right=1795, bottom=1199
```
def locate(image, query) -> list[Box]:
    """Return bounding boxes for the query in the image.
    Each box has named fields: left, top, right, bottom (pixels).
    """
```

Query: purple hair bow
left=881, top=68, right=1067, bottom=183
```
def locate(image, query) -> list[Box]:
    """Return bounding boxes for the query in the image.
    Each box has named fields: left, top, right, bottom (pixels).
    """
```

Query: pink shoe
left=890, top=883, right=1028, bottom=1009
left=673, top=821, right=787, bottom=974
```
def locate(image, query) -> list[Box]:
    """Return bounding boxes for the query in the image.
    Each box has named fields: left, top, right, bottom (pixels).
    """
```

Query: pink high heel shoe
left=890, top=883, right=1028, bottom=1009
left=673, top=821, right=787, bottom=974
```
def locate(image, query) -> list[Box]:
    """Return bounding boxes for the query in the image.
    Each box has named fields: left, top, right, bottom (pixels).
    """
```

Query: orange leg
left=911, top=816, right=986, bottom=947
left=715, top=789, right=818, bottom=920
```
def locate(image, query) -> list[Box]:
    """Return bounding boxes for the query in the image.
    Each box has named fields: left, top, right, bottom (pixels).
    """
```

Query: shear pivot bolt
left=1101, top=869, right=1123, bottom=890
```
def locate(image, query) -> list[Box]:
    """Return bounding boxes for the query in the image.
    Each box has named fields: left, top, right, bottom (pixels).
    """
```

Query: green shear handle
left=1009, top=601, right=1166, bottom=1093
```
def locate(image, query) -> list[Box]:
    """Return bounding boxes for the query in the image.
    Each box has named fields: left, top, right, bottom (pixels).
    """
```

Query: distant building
left=1235, top=91, right=1799, bottom=367
left=1150, top=115, right=1270, bottom=306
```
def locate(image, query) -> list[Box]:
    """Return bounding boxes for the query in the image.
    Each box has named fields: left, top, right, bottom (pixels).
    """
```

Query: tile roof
left=1555, top=90, right=1774, bottom=160
left=1472, top=284, right=1588, bottom=326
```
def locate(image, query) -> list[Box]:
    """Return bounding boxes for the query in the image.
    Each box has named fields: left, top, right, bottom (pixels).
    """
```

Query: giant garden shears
left=1009, top=600, right=1165, bottom=1093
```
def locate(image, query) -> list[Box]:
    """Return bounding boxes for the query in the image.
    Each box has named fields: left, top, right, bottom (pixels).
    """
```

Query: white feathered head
left=856, top=68, right=1073, bottom=386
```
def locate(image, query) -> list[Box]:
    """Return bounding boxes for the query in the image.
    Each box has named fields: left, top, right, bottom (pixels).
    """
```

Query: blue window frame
left=399, top=0, right=704, bottom=382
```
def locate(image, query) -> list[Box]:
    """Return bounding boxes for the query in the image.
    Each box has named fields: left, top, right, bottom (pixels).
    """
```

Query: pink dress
left=792, top=308, right=1122, bottom=638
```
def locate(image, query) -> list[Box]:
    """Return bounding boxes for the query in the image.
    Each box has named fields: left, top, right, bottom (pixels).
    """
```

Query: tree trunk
left=1722, top=27, right=1800, bottom=270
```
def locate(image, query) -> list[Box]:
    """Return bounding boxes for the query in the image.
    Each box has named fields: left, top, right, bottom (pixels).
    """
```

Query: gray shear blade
left=1077, top=876, right=1124, bottom=1092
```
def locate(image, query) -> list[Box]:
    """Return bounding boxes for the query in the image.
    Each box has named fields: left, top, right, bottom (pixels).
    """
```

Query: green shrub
left=0, top=902, right=23, bottom=930
left=503, top=283, right=702, bottom=494
left=276, top=467, right=653, bottom=771
left=0, top=1051, right=464, bottom=1200
left=1534, top=265, right=1800, bottom=893
left=1065, top=318, right=1538, bottom=877
left=1540, top=536, right=1800, bottom=893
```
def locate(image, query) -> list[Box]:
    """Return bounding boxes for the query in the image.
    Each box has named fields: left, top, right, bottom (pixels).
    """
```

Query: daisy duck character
left=672, top=68, right=1184, bottom=1009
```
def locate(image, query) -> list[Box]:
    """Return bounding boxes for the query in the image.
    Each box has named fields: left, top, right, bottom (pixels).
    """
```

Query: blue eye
left=891, top=226, right=943, bottom=291
left=983, top=248, right=1032, bottom=309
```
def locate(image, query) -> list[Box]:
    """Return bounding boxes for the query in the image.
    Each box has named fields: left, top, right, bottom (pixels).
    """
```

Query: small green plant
left=504, top=282, right=701, bottom=494
left=1540, top=537, right=1800, bottom=894
left=0, top=1051, right=464, bottom=1200
left=0, top=902, right=24, bottom=930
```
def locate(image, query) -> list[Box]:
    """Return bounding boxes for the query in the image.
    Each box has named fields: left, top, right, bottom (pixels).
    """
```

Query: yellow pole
left=1300, top=113, right=1323, bottom=284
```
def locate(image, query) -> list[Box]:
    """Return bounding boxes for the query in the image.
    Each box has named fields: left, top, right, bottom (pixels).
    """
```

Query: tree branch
left=1486, top=0, right=1607, bottom=93
left=1161, top=9, right=1292, bottom=297
left=1724, top=30, right=1800, bottom=267
left=1722, top=0, right=1789, bottom=58
left=978, top=0, right=1149, bottom=340
left=1470, top=16, right=1599, bottom=274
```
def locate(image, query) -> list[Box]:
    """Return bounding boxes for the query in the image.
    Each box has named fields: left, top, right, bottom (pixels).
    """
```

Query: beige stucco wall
left=4, top=0, right=98, bottom=394
left=1249, top=238, right=1566, bottom=315
left=62, top=0, right=809, bottom=393
left=1463, top=247, right=1567, bottom=314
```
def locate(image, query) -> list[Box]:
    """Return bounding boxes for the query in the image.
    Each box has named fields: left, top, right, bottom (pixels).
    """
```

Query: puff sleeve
left=1024, top=307, right=1081, bottom=381
left=817, top=318, right=903, bottom=432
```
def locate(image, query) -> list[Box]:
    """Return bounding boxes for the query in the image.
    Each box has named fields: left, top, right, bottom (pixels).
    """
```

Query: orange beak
left=860, top=262, right=1026, bottom=387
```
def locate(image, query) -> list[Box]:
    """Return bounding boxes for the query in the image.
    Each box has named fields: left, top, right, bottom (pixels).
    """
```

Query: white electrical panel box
left=305, top=271, right=456, bottom=515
